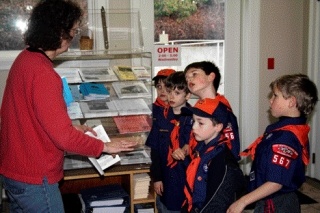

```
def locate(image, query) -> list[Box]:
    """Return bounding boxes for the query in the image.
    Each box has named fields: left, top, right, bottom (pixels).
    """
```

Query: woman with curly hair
left=0, top=1, right=136, bottom=212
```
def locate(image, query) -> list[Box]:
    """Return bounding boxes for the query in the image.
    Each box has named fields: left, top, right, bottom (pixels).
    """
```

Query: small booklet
left=113, top=65, right=137, bottom=81
left=79, top=83, right=110, bottom=100
left=113, top=98, right=152, bottom=116
left=79, top=67, right=119, bottom=82
left=79, top=99, right=119, bottom=118
left=67, top=102, right=84, bottom=119
left=131, top=66, right=151, bottom=80
left=55, top=67, right=83, bottom=83
left=119, top=149, right=151, bottom=165
left=69, top=85, right=85, bottom=102
left=85, top=125, right=120, bottom=175
left=112, top=81, right=151, bottom=99
left=113, top=115, right=151, bottom=134
left=62, top=77, right=74, bottom=107
left=63, top=154, right=92, bottom=170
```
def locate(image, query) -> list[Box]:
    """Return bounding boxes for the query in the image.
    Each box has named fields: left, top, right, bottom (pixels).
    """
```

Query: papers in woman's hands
left=85, top=125, right=120, bottom=175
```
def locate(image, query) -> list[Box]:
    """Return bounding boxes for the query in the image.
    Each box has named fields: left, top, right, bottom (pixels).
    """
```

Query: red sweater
left=0, top=49, right=104, bottom=184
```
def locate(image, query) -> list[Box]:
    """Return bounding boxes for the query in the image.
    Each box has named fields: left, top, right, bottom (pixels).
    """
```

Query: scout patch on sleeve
left=271, top=144, right=298, bottom=169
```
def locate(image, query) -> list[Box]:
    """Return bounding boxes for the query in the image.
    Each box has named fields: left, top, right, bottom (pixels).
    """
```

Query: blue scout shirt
left=248, top=116, right=309, bottom=196
left=185, top=134, right=244, bottom=212
left=148, top=103, right=193, bottom=211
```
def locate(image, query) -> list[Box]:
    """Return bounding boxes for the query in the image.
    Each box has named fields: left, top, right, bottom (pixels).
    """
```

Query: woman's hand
left=102, top=140, right=137, bottom=154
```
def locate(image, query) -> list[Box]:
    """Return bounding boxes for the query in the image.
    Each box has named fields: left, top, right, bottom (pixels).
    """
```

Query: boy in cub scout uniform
left=146, top=68, right=176, bottom=151
left=228, top=74, right=318, bottom=213
left=184, top=61, right=240, bottom=161
left=147, top=71, right=193, bottom=212
left=182, top=98, right=245, bottom=213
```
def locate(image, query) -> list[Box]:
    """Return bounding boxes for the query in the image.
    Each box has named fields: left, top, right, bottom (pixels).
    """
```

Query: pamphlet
left=55, top=68, right=82, bottom=83
left=112, top=81, right=151, bottom=99
left=113, top=66, right=137, bottom=81
left=79, top=67, right=119, bottom=82
left=131, top=66, right=151, bottom=80
left=85, top=125, right=120, bottom=175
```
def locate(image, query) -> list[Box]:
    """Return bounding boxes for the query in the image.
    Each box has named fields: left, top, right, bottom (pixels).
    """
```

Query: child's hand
left=227, top=199, right=246, bottom=213
left=154, top=181, right=163, bottom=196
left=172, top=148, right=186, bottom=160
left=181, top=144, right=189, bottom=156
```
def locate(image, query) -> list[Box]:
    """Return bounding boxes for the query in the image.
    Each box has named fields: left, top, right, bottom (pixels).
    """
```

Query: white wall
left=238, top=0, right=311, bottom=174
left=258, top=0, right=306, bottom=134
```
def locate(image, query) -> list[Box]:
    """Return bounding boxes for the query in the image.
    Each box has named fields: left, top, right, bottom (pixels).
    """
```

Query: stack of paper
left=134, top=203, right=154, bottom=213
left=79, top=184, right=129, bottom=213
left=133, top=173, right=151, bottom=199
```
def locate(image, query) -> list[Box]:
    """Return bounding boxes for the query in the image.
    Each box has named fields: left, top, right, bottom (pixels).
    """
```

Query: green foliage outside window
left=154, top=0, right=216, bottom=19
left=154, top=0, right=197, bottom=19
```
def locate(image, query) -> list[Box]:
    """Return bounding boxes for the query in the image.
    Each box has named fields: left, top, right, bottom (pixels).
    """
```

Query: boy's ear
left=215, top=122, right=224, bottom=132
left=185, top=92, right=192, bottom=100
left=208, top=72, right=215, bottom=81
left=288, top=96, right=297, bottom=108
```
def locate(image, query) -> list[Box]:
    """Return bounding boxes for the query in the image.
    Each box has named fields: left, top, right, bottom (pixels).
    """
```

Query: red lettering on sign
left=157, top=47, right=179, bottom=53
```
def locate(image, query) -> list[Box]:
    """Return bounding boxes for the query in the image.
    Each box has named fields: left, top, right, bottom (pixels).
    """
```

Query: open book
left=85, top=125, right=120, bottom=175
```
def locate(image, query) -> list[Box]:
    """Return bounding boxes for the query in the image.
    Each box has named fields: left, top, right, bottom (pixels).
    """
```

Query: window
left=0, top=0, right=88, bottom=51
left=154, top=0, right=225, bottom=93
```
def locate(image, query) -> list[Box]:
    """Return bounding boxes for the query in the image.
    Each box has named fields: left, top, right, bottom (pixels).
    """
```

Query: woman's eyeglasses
left=70, top=28, right=81, bottom=35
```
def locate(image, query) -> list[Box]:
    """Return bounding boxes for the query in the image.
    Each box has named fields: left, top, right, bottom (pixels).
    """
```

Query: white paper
left=86, top=125, right=120, bottom=175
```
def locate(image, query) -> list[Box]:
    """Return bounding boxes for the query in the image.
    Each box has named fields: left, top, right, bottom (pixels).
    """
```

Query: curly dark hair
left=24, top=0, right=82, bottom=51
left=165, top=71, right=190, bottom=94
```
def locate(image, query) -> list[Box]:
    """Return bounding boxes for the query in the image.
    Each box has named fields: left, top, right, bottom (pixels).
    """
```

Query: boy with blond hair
left=228, top=74, right=318, bottom=213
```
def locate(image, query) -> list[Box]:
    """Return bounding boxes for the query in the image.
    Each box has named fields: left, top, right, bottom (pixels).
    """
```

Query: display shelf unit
left=54, top=49, right=155, bottom=213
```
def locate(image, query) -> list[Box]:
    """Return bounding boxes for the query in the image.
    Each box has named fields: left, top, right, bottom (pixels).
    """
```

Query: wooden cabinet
left=60, top=164, right=156, bottom=213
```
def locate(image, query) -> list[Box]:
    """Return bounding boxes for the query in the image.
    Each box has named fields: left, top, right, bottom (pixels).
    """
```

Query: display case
left=54, top=49, right=155, bottom=213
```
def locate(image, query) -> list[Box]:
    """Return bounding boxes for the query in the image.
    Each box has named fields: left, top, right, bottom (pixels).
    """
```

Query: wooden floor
left=1, top=177, right=320, bottom=213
